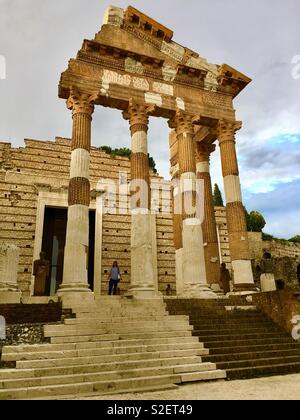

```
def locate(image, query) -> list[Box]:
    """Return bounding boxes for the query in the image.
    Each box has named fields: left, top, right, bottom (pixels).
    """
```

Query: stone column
left=169, top=111, right=216, bottom=298
left=123, top=102, right=159, bottom=299
left=58, top=90, right=97, bottom=306
left=196, top=141, right=220, bottom=288
left=0, top=243, right=21, bottom=303
left=170, top=164, right=184, bottom=295
left=217, top=120, right=255, bottom=291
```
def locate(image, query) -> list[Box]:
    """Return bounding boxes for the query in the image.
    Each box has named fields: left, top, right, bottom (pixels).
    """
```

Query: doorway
left=37, top=207, right=96, bottom=296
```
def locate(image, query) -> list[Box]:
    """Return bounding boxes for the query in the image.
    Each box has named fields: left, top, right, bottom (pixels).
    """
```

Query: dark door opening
left=37, top=207, right=96, bottom=296
left=40, top=207, right=67, bottom=296
left=88, top=210, right=96, bottom=292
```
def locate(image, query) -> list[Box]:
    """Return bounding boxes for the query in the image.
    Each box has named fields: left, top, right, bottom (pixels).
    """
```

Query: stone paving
left=77, top=374, right=300, bottom=400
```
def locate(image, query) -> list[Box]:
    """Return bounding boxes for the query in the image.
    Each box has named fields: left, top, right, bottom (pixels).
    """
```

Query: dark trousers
left=108, top=279, right=118, bottom=295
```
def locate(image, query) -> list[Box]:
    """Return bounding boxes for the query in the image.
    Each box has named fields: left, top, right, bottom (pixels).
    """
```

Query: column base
left=178, top=285, right=218, bottom=299
left=57, top=287, right=95, bottom=309
left=0, top=290, right=22, bottom=304
left=125, top=287, right=162, bottom=300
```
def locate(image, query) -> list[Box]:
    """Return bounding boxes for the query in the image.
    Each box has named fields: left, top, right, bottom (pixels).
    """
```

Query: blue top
left=110, top=266, right=120, bottom=281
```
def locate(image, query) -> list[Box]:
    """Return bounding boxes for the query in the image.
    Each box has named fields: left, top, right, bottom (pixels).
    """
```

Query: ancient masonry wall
left=263, top=240, right=300, bottom=261
left=0, top=138, right=230, bottom=295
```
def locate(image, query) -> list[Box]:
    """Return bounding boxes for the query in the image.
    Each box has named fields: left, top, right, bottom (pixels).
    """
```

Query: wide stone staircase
left=0, top=297, right=225, bottom=399
left=165, top=297, right=300, bottom=380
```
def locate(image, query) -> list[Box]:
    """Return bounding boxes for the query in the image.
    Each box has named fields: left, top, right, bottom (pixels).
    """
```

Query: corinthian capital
left=217, top=120, right=242, bottom=143
left=67, top=89, right=98, bottom=116
left=123, top=100, right=155, bottom=134
left=168, top=110, right=194, bottom=137
left=196, top=141, right=216, bottom=163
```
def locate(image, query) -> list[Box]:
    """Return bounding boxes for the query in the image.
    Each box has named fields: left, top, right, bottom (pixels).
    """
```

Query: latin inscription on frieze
left=102, top=70, right=150, bottom=92
left=133, top=77, right=150, bottom=91
left=153, top=82, right=174, bottom=96
left=103, top=69, right=131, bottom=87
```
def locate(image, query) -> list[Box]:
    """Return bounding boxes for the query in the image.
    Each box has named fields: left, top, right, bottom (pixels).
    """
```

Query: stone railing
left=253, top=290, right=300, bottom=338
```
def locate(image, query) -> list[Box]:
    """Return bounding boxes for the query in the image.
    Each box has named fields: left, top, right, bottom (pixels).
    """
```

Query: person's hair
left=221, top=262, right=226, bottom=269
left=113, top=261, right=118, bottom=267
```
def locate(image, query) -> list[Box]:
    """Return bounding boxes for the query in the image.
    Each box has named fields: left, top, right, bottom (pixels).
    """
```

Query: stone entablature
left=59, top=5, right=251, bottom=128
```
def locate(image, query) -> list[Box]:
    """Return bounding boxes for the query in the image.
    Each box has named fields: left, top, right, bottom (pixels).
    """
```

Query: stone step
left=0, top=369, right=226, bottom=400
left=202, top=348, right=300, bottom=363
left=0, top=356, right=202, bottom=380
left=50, top=330, right=193, bottom=344
left=2, top=342, right=205, bottom=362
left=72, top=303, right=167, bottom=313
left=0, top=363, right=218, bottom=390
left=202, top=336, right=296, bottom=348
left=15, top=349, right=205, bottom=369
left=190, top=318, right=273, bottom=326
left=208, top=342, right=300, bottom=355
left=4, top=336, right=200, bottom=354
left=64, top=317, right=190, bottom=326
left=73, top=309, right=169, bottom=317
left=193, top=326, right=281, bottom=336
left=74, top=314, right=188, bottom=322
left=194, top=331, right=288, bottom=342
left=172, top=312, right=265, bottom=319
left=216, top=354, right=300, bottom=370
left=44, top=323, right=193, bottom=338
left=0, top=374, right=179, bottom=400
left=174, top=315, right=269, bottom=322
left=226, top=362, right=300, bottom=380
left=50, top=384, right=179, bottom=400
left=192, top=323, right=276, bottom=331
left=179, top=370, right=226, bottom=383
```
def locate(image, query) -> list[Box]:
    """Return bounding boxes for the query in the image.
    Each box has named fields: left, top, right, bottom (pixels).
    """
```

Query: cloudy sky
left=0, top=0, right=299, bottom=238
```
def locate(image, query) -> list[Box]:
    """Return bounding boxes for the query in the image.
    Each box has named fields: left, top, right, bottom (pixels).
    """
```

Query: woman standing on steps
left=108, top=261, right=122, bottom=295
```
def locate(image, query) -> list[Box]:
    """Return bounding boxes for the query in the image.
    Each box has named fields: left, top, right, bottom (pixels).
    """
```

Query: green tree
left=247, top=211, right=266, bottom=232
left=262, top=232, right=275, bottom=241
left=289, top=235, right=300, bottom=243
left=99, top=146, right=157, bottom=173
left=213, top=184, right=224, bottom=207
left=244, top=207, right=252, bottom=231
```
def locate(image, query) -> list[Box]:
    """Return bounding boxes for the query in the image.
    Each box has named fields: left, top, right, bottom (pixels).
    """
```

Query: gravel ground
left=75, top=374, right=300, bottom=400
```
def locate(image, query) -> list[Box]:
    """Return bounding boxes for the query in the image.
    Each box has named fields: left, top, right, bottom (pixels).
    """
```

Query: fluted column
left=196, top=141, right=220, bottom=286
left=123, top=102, right=159, bottom=298
left=217, top=120, right=255, bottom=290
left=58, top=90, right=97, bottom=305
left=170, top=163, right=184, bottom=295
left=169, top=111, right=216, bottom=298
